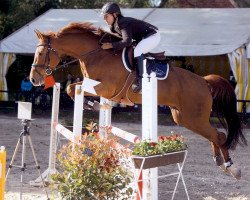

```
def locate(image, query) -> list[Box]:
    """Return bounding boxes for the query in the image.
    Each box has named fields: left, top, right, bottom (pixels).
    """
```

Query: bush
left=52, top=132, right=133, bottom=200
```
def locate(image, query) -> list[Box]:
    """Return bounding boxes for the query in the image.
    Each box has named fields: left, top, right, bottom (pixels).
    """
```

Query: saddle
left=123, top=46, right=166, bottom=72
left=111, top=46, right=167, bottom=106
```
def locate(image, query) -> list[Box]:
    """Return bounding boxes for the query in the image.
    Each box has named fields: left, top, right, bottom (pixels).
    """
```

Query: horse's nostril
left=31, top=78, right=35, bottom=83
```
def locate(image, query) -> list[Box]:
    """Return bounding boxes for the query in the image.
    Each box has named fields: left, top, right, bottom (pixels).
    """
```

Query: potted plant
left=132, top=134, right=187, bottom=169
left=51, top=131, right=133, bottom=200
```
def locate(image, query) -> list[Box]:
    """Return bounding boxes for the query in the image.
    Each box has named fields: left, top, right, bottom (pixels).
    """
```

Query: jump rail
left=32, top=65, right=159, bottom=200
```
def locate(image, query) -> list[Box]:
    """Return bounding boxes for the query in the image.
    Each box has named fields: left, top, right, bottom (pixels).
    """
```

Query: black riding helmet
left=101, top=2, right=121, bottom=15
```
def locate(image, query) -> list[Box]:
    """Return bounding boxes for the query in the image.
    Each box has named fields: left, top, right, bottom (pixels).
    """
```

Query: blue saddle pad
left=146, top=59, right=169, bottom=80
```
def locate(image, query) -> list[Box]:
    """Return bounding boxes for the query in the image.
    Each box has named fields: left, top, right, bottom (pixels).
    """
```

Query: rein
left=31, top=37, right=101, bottom=75
left=54, top=48, right=101, bottom=72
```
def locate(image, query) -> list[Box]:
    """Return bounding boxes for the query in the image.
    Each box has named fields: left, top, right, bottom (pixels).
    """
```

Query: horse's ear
left=34, top=29, right=44, bottom=40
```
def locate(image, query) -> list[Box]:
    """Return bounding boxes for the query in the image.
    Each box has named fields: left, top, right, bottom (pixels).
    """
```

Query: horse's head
left=30, top=22, right=122, bottom=87
left=30, top=30, right=61, bottom=86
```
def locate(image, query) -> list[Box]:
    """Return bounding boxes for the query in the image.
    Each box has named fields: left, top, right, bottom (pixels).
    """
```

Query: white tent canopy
left=0, top=8, right=250, bottom=56
left=1, top=8, right=250, bottom=106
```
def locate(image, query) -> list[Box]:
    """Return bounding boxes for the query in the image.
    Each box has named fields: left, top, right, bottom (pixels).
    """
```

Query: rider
left=100, top=2, right=161, bottom=92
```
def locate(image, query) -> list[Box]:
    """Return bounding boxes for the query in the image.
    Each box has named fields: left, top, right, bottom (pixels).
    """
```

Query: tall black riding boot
left=133, top=55, right=144, bottom=93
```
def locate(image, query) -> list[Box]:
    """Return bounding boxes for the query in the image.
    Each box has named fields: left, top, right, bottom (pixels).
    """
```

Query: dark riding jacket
left=110, top=15, right=158, bottom=51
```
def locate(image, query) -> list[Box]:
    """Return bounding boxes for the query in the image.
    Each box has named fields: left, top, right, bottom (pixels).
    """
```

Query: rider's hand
left=101, top=43, right=113, bottom=50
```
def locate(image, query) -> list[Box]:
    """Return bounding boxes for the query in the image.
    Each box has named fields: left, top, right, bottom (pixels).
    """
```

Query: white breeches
left=134, top=31, right=161, bottom=57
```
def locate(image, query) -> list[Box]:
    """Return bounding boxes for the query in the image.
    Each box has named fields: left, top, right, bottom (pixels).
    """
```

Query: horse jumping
left=29, top=22, right=247, bottom=179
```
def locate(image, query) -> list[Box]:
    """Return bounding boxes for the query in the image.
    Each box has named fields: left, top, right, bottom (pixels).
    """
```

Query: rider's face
left=103, top=14, right=114, bottom=25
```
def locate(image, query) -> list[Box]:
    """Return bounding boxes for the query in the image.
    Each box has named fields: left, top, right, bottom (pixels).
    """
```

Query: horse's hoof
left=100, top=103, right=112, bottom=110
left=219, top=164, right=229, bottom=173
left=227, top=165, right=241, bottom=180
left=213, top=154, right=224, bottom=166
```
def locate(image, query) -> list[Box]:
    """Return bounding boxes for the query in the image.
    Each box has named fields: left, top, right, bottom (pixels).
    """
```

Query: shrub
left=52, top=132, right=133, bottom=200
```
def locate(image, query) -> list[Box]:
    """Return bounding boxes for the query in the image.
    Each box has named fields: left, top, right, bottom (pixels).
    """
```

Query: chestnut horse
left=30, top=22, right=247, bottom=179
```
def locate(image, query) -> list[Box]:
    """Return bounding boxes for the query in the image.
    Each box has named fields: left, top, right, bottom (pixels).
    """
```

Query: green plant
left=52, top=132, right=133, bottom=200
left=132, top=134, right=187, bottom=156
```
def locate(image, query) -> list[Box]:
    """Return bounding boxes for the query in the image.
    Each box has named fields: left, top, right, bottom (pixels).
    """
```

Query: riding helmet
left=101, top=2, right=121, bottom=15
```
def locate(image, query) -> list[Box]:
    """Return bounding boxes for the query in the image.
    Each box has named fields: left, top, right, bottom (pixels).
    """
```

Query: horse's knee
left=170, top=107, right=183, bottom=125
left=66, top=84, right=76, bottom=99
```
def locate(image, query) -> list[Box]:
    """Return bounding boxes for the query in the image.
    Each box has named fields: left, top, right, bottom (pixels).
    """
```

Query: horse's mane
left=57, top=22, right=98, bottom=37
left=41, top=22, right=121, bottom=41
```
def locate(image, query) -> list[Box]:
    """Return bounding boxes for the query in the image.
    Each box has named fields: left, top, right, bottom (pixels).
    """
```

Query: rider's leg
left=133, top=55, right=144, bottom=92
left=133, top=31, right=161, bottom=92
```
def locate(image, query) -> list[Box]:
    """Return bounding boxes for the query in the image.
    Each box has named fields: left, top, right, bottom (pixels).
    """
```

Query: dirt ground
left=0, top=112, right=249, bottom=200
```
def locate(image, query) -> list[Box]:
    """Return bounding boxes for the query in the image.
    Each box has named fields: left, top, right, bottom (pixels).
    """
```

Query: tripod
left=5, top=119, right=49, bottom=200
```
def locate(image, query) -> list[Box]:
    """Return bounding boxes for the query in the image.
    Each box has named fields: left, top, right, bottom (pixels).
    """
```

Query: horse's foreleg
left=170, top=107, right=183, bottom=125
left=66, top=82, right=82, bottom=100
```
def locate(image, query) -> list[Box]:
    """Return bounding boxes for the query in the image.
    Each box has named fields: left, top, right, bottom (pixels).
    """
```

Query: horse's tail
left=204, top=75, right=247, bottom=150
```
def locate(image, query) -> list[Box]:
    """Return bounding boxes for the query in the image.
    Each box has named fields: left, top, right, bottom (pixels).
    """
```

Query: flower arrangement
left=132, top=134, right=187, bottom=156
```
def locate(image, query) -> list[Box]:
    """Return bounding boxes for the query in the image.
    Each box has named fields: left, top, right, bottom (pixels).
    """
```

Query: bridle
left=31, top=37, right=102, bottom=77
left=31, top=37, right=60, bottom=76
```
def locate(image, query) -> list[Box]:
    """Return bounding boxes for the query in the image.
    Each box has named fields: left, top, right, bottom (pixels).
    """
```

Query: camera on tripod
left=5, top=102, right=50, bottom=200
left=17, top=101, right=32, bottom=132
left=17, top=101, right=32, bottom=121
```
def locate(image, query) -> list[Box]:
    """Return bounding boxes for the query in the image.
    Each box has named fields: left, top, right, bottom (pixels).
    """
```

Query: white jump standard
left=32, top=63, right=189, bottom=199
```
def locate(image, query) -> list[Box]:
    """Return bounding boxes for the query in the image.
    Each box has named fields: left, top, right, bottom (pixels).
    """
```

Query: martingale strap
left=110, top=71, right=136, bottom=106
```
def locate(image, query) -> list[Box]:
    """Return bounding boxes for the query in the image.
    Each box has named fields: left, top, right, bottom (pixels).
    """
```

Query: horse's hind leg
left=186, top=123, right=241, bottom=179
left=210, top=141, right=224, bottom=166
left=171, top=107, right=241, bottom=179
left=215, top=131, right=241, bottom=179
left=210, top=129, right=229, bottom=166
left=171, top=108, right=225, bottom=165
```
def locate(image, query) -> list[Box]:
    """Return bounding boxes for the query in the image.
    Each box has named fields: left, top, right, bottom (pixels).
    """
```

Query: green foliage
left=51, top=131, right=133, bottom=200
left=133, top=134, right=187, bottom=156
left=0, top=0, right=160, bottom=39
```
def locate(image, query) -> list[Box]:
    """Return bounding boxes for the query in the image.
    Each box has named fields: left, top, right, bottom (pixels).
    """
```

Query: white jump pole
left=99, top=97, right=112, bottom=137
left=30, top=83, right=60, bottom=184
left=32, top=83, right=84, bottom=184
left=142, top=60, right=158, bottom=200
left=110, top=126, right=140, bottom=144
left=72, top=85, right=84, bottom=141
left=55, top=124, right=75, bottom=142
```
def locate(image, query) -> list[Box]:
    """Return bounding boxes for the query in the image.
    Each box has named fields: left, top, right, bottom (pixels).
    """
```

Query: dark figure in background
left=229, top=70, right=237, bottom=89
left=63, top=73, right=74, bottom=92
left=20, top=75, right=33, bottom=101
left=73, top=76, right=82, bottom=83
left=62, top=73, right=75, bottom=108
left=33, top=86, right=52, bottom=111
left=186, top=64, right=194, bottom=73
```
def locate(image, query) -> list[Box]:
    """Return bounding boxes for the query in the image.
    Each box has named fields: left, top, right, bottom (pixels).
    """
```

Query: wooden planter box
left=131, top=150, right=186, bottom=170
